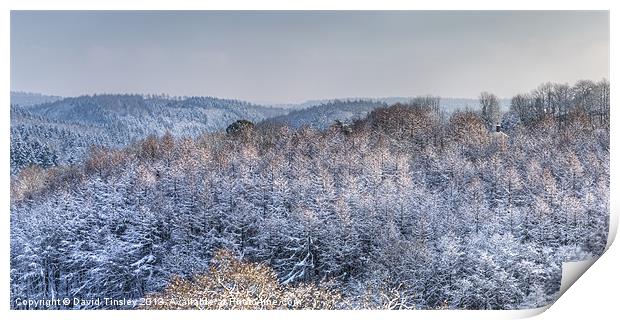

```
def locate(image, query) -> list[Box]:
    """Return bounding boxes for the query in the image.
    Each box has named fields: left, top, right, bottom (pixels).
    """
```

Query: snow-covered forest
left=10, top=79, right=609, bottom=309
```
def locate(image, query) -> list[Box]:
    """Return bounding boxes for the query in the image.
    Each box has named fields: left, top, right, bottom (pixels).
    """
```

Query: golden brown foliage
left=11, top=165, right=84, bottom=201
left=85, top=146, right=128, bottom=177
left=140, top=250, right=343, bottom=310
left=448, top=111, right=490, bottom=147
left=11, top=166, right=49, bottom=201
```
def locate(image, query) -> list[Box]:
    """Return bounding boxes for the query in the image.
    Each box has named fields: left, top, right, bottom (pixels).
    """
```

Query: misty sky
left=11, top=11, right=609, bottom=104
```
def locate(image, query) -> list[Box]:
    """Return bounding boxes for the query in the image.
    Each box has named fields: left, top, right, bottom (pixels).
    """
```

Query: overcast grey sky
left=11, top=11, right=609, bottom=104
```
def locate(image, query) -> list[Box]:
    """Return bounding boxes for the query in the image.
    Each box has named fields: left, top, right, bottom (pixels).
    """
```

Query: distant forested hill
left=10, top=91, right=63, bottom=107
left=265, top=98, right=510, bottom=129
left=264, top=99, right=388, bottom=129
left=10, top=94, right=287, bottom=174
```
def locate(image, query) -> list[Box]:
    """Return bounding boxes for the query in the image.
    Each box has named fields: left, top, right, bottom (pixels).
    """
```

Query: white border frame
left=1, top=1, right=616, bottom=319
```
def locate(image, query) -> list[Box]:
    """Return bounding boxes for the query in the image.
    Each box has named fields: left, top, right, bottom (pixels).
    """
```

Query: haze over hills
left=269, top=97, right=509, bottom=111
left=10, top=91, right=63, bottom=107
left=265, top=97, right=510, bottom=129
left=264, top=100, right=388, bottom=129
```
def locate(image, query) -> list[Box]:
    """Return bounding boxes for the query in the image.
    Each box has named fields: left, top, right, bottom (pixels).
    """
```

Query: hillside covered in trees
left=10, top=79, right=609, bottom=310
left=264, top=97, right=507, bottom=130
left=9, top=94, right=506, bottom=175
left=10, top=94, right=287, bottom=174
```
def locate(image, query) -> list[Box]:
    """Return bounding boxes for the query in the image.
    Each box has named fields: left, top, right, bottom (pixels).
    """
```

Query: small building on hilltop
left=490, top=124, right=509, bottom=150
